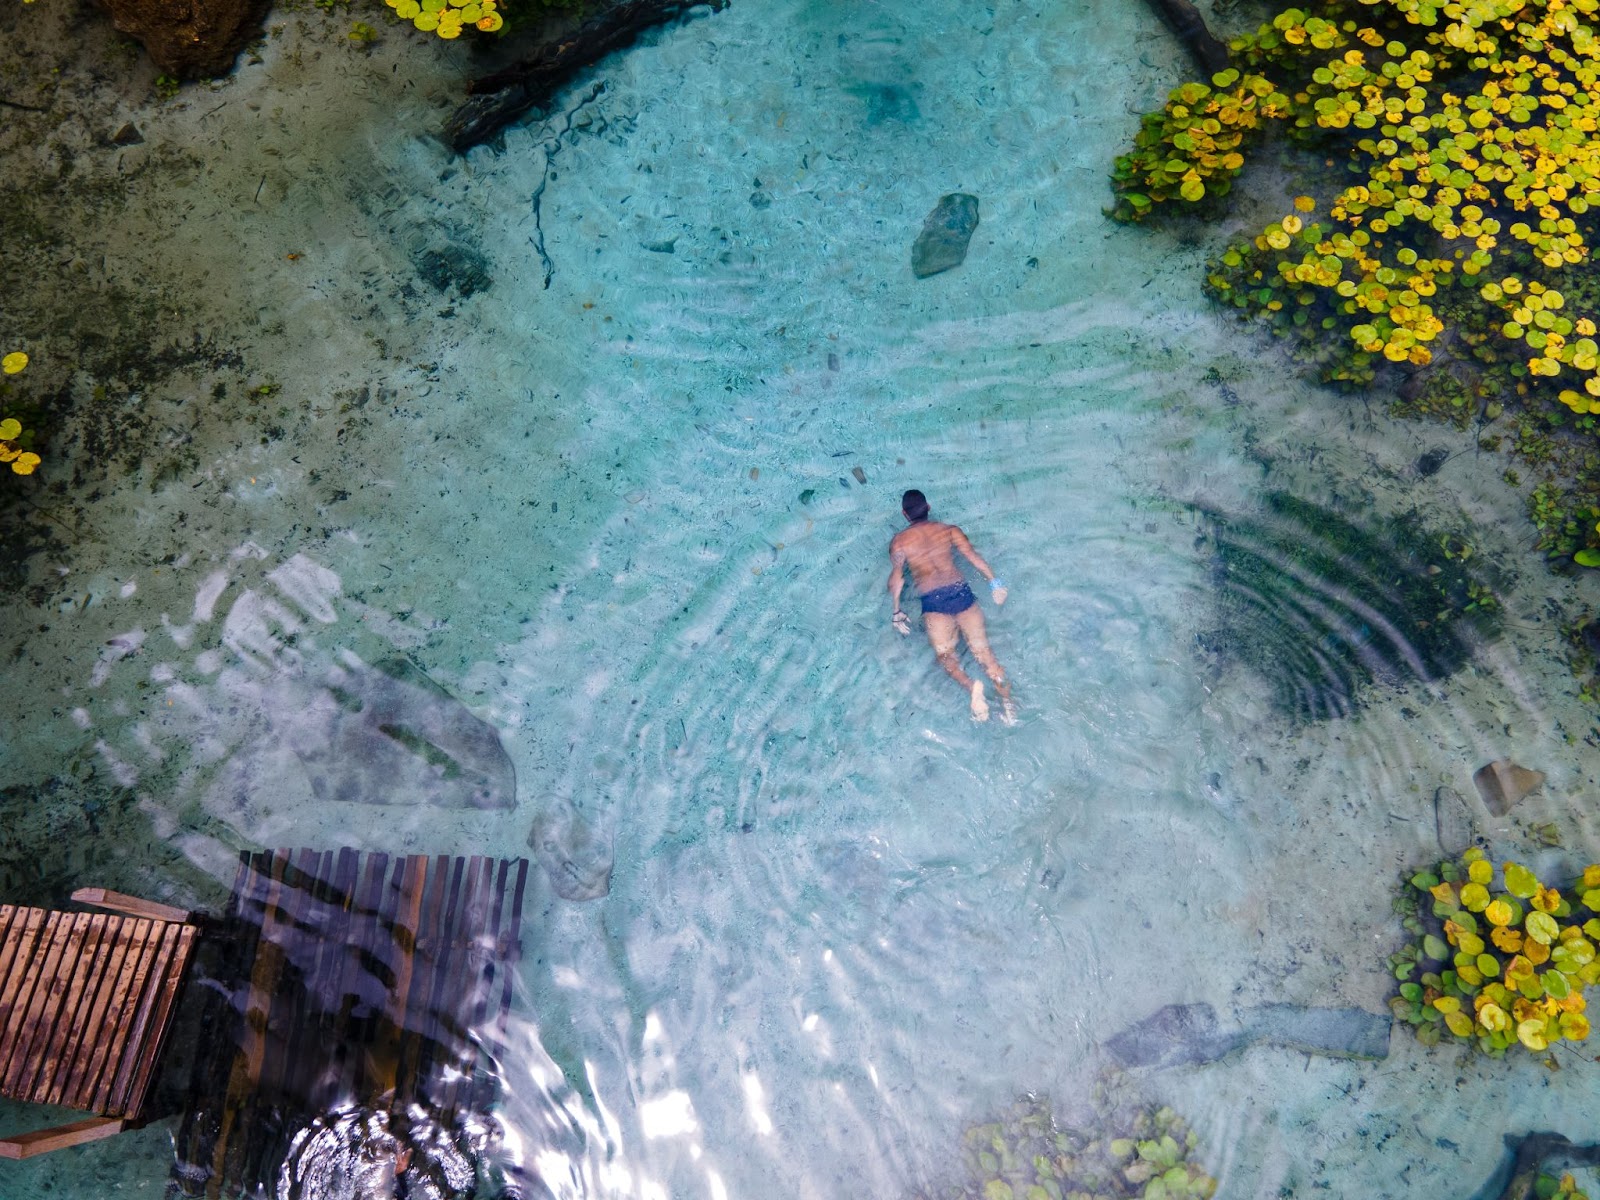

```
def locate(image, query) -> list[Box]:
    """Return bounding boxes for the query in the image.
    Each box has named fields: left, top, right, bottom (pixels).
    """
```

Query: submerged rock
left=911, top=193, right=979, bottom=278
left=280, top=657, right=516, bottom=810
left=94, top=0, right=270, bottom=78
left=529, top=801, right=613, bottom=900
left=1434, top=785, right=1477, bottom=855
left=1473, top=759, right=1545, bottom=816
left=1105, top=1001, right=1391, bottom=1069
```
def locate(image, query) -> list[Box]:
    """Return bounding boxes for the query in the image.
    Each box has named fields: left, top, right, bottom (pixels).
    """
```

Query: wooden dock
left=170, top=850, right=529, bottom=1199
left=0, top=893, right=199, bottom=1158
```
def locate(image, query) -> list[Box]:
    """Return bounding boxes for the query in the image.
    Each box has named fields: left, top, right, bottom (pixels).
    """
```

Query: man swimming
left=887, top=488, right=1014, bottom=722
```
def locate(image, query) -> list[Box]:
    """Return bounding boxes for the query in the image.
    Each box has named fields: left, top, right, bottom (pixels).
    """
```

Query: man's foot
left=970, top=681, right=990, bottom=722
left=999, top=698, right=1018, bottom=726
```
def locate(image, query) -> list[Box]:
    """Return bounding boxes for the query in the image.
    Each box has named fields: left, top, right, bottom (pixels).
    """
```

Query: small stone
left=911, top=193, right=979, bottom=279
left=111, top=123, right=144, bottom=146
left=642, top=238, right=677, bottom=254
left=827, top=352, right=840, bottom=371
left=1415, top=448, right=1450, bottom=477
left=748, top=191, right=772, bottom=209
left=748, top=467, right=759, bottom=481
left=1473, top=759, right=1546, bottom=816
left=851, top=466, right=867, bottom=484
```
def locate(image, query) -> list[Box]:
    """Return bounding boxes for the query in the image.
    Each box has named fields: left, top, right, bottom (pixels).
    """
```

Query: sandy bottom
left=2, top=0, right=1600, bottom=1196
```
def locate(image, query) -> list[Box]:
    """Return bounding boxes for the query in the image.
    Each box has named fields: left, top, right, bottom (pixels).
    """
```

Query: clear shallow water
left=3, top=0, right=1600, bottom=1197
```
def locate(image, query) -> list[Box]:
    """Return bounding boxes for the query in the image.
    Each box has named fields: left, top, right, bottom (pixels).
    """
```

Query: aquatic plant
left=1539, top=1174, right=1594, bottom=1200
left=385, top=0, right=502, bottom=36
left=0, top=352, right=41, bottom=477
left=1113, top=0, right=1600, bottom=565
left=1389, top=847, right=1600, bottom=1056
left=916, top=1095, right=1217, bottom=1200
left=1197, top=491, right=1500, bottom=720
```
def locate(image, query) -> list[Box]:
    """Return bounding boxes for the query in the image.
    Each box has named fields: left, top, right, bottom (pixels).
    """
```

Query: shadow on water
left=1193, top=491, right=1505, bottom=721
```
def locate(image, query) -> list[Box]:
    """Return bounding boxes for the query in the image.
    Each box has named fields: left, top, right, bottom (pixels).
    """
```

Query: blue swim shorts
left=920, top=582, right=976, bottom=616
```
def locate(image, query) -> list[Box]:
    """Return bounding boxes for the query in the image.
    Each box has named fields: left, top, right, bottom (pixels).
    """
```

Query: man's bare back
left=887, top=489, right=1013, bottom=723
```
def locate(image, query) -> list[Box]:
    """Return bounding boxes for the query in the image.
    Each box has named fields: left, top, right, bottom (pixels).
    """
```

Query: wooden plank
left=335, top=853, right=397, bottom=1102
left=0, top=906, right=21, bottom=977
left=400, top=854, right=466, bottom=1107
left=0, top=905, right=43, bottom=1001
left=41, top=913, right=114, bottom=1106
left=0, top=1115, right=128, bottom=1159
left=10, top=912, right=96, bottom=1102
left=471, top=857, right=528, bottom=1115
left=58, top=915, right=140, bottom=1111
left=306, top=847, right=362, bottom=1114
left=178, top=850, right=271, bottom=1199
left=71, top=918, right=157, bottom=1112
left=103, top=922, right=188, bottom=1115
left=212, top=850, right=291, bottom=1196
left=368, top=855, right=428, bottom=1099
left=1, top=911, right=79, bottom=1097
left=117, top=924, right=197, bottom=1121
left=71, top=888, right=192, bottom=924
left=437, top=856, right=496, bottom=1126
left=0, top=909, right=54, bottom=1078
left=275, top=851, right=344, bottom=1113
left=219, top=849, right=295, bottom=1196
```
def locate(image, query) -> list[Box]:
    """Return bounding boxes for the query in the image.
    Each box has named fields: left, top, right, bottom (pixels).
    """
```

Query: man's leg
left=956, top=607, right=1013, bottom=717
left=924, top=612, right=989, bottom=720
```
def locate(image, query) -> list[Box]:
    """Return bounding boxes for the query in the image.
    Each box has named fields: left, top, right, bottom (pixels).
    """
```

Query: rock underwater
left=911, top=193, right=980, bottom=278
left=276, top=656, right=516, bottom=811
left=1105, top=1001, right=1392, bottom=1069
left=528, top=801, right=614, bottom=901
left=93, top=0, right=270, bottom=78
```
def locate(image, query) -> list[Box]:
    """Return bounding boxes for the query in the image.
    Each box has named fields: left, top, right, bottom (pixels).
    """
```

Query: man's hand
left=989, top=578, right=1008, bottom=607
left=892, top=610, right=911, bottom=636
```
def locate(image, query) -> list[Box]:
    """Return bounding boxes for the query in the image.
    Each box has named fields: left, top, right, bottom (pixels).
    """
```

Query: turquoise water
left=3, top=0, right=1600, bottom=1196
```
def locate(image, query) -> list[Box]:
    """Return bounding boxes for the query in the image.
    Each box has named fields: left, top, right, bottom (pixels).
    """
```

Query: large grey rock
left=1105, top=1002, right=1391, bottom=1069
left=1473, top=759, right=1545, bottom=816
left=280, top=657, right=516, bottom=810
left=529, top=801, right=613, bottom=900
left=911, top=193, right=979, bottom=278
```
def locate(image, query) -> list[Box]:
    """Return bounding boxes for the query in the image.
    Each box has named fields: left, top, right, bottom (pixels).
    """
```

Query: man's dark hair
left=902, top=489, right=930, bottom=522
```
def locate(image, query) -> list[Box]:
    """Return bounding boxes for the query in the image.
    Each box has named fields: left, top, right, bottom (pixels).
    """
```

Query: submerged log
left=1468, top=1132, right=1600, bottom=1200
left=1144, top=0, right=1230, bottom=77
left=443, top=0, right=727, bottom=153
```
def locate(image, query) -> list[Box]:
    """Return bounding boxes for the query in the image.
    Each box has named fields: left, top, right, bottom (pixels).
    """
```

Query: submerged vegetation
left=917, top=1095, right=1216, bottom=1200
left=0, top=351, right=42, bottom=476
left=1198, top=491, right=1500, bottom=718
left=1113, top=0, right=1600, bottom=568
left=1390, top=847, right=1598, bottom=1055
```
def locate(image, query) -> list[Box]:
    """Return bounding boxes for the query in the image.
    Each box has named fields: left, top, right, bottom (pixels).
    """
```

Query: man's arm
left=950, top=527, right=994, bottom=581
left=951, top=526, right=1007, bottom=605
left=888, top=544, right=911, bottom=633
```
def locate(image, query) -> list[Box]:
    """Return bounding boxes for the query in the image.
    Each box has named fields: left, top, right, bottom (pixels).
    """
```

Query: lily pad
left=1504, top=862, right=1540, bottom=899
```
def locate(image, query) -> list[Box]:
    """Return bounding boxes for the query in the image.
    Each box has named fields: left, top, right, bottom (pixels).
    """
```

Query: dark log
left=1144, top=0, right=1230, bottom=77
left=1464, top=1133, right=1600, bottom=1200
left=444, top=0, right=727, bottom=153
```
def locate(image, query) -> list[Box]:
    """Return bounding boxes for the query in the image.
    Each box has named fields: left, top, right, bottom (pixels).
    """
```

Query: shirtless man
left=887, top=489, right=1014, bottom=722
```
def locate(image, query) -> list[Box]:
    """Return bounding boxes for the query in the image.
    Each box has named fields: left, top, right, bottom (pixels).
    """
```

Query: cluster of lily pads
left=1389, top=847, right=1599, bottom=1055
left=1112, top=0, right=1600, bottom=567
left=384, top=0, right=502, bottom=38
left=1542, top=1175, right=1594, bottom=1200
left=0, top=351, right=40, bottom=477
left=921, top=1095, right=1216, bottom=1200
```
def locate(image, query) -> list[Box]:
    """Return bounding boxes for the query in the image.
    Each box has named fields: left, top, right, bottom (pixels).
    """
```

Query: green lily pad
left=1504, top=862, right=1540, bottom=899
left=1423, top=934, right=1450, bottom=960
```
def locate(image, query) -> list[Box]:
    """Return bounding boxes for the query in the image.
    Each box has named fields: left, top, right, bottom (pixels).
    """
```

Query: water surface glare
left=4, top=0, right=1600, bottom=1198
